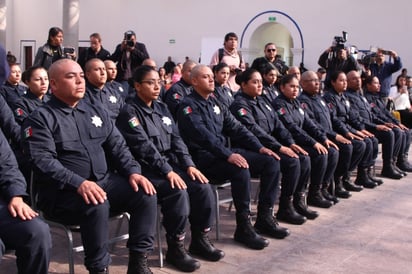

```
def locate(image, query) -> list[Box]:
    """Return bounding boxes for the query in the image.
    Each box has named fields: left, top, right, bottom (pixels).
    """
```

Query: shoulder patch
left=301, top=103, right=308, bottom=110
left=328, top=103, right=334, bottom=109
left=15, top=108, right=24, bottom=116
left=277, top=107, right=286, bottom=116
left=128, top=117, right=140, bottom=128
left=182, top=106, right=192, bottom=115
left=173, top=93, right=181, bottom=100
left=24, top=126, right=32, bottom=138
left=237, top=108, right=247, bottom=116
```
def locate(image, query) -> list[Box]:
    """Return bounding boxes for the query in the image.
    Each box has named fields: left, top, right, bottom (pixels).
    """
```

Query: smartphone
left=381, top=50, right=391, bottom=55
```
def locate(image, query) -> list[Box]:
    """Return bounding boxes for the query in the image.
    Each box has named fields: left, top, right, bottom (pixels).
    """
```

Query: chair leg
left=64, top=227, right=75, bottom=274
left=156, top=206, right=163, bottom=268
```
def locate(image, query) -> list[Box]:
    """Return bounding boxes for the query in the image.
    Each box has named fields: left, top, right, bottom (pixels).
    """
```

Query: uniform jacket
left=13, top=91, right=50, bottom=125
left=272, top=93, right=327, bottom=147
left=84, top=82, right=124, bottom=121
left=229, top=91, right=294, bottom=152
left=176, top=90, right=263, bottom=164
left=22, top=95, right=141, bottom=190
left=117, top=96, right=195, bottom=176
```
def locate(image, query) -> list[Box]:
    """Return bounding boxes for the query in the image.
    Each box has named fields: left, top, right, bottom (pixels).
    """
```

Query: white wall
left=4, top=0, right=412, bottom=73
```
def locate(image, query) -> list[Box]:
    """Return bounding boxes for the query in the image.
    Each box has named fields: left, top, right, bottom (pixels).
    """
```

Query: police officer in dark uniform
left=229, top=69, right=313, bottom=224
left=117, top=66, right=224, bottom=272
left=164, top=60, right=196, bottom=120
left=261, top=65, right=280, bottom=105
left=273, top=74, right=338, bottom=209
left=364, top=75, right=412, bottom=174
left=12, top=66, right=50, bottom=125
left=0, top=127, right=51, bottom=274
left=22, top=59, right=157, bottom=274
left=346, top=71, right=404, bottom=179
left=177, top=65, right=288, bottom=250
left=84, top=58, right=124, bottom=121
left=323, top=71, right=381, bottom=189
left=0, top=62, right=27, bottom=108
left=298, top=71, right=366, bottom=199
left=213, top=62, right=234, bottom=109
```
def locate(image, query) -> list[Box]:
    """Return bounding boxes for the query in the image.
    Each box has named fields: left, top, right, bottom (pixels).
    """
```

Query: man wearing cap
left=111, top=30, right=150, bottom=90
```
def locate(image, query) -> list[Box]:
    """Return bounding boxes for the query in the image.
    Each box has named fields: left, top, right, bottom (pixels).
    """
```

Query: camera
left=124, top=31, right=135, bottom=47
left=63, top=47, right=75, bottom=54
left=333, top=31, right=348, bottom=50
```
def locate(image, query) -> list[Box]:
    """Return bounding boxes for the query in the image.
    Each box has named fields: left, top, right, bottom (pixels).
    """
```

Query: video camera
left=333, top=31, right=348, bottom=51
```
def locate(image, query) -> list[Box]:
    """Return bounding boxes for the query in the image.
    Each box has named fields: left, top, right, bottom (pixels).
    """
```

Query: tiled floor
left=3, top=161, right=412, bottom=274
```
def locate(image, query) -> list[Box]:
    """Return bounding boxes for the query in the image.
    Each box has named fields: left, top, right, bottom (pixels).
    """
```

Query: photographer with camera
left=318, top=32, right=359, bottom=89
left=34, top=27, right=76, bottom=70
left=110, top=30, right=150, bottom=90
left=369, top=49, right=402, bottom=104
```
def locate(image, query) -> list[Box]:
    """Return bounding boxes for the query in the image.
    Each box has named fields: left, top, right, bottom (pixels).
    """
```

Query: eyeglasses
left=140, top=79, right=162, bottom=86
left=267, top=49, right=277, bottom=52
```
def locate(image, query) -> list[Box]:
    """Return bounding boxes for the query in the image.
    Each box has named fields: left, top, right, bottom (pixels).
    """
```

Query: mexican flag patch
left=24, top=126, right=32, bottom=138
left=128, top=117, right=140, bottom=128
left=277, top=107, right=286, bottom=115
left=183, top=106, right=192, bottom=115
left=15, top=108, right=24, bottom=116
left=237, top=108, right=247, bottom=116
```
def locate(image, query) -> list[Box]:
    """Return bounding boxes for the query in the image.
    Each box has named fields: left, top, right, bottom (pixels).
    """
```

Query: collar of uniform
left=86, top=82, right=106, bottom=94
left=26, top=90, right=43, bottom=101
left=49, top=95, right=87, bottom=114
left=133, top=95, right=156, bottom=114
left=191, top=90, right=209, bottom=105
left=239, top=90, right=257, bottom=103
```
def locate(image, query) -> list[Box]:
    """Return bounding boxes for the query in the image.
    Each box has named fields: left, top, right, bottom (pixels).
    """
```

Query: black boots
left=381, top=163, right=403, bottom=179
left=367, top=166, right=384, bottom=185
left=234, top=212, right=269, bottom=250
left=293, top=192, right=319, bottom=220
left=307, top=184, right=333, bottom=208
left=166, top=233, right=200, bottom=272
left=127, top=252, right=152, bottom=274
left=334, top=177, right=351, bottom=198
left=354, top=168, right=377, bottom=189
left=90, top=269, right=109, bottom=274
left=254, top=207, right=290, bottom=239
left=396, top=154, right=412, bottom=172
left=189, top=229, right=225, bottom=262
left=276, top=196, right=307, bottom=225
left=343, top=173, right=363, bottom=192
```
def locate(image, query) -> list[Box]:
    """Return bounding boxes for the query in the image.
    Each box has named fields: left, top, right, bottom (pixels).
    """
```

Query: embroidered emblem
left=128, top=117, right=140, bottom=128
left=162, top=116, right=172, bottom=126
left=91, top=115, right=103, bottom=127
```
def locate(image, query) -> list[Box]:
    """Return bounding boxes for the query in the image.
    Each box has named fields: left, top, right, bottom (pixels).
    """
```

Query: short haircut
left=224, top=32, right=238, bottom=42
left=90, top=33, right=102, bottom=42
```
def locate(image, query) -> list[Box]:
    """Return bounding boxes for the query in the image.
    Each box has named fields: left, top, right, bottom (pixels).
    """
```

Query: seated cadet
left=177, top=65, right=289, bottom=250
left=116, top=65, right=223, bottom=272
left=164, top=60, right=197, bottom=120
left=213, top=62, right=234, bottom=108
left=298, top=71, right=367, bottom=200
left=272, top=75, right=339, bottom=209
left=22, top=59, right=157, bottom=274
left=364, top=76, right=412, bottom=174
left=323, top=71, right=394, bottom=184
left=229, top=69, right=314, bottom=223
left=13, top=66, right=50, bottom=125
left=84, top=58, right=124, bottom=121
left=104, top=60, right=128, bottom=100
left=0, top=62, right=27, bottom=108
left=0, top=127, right=51, bottom=274
left=346, top=71, right=407, bottom=178
left=261, top=65, right=280, bottom=104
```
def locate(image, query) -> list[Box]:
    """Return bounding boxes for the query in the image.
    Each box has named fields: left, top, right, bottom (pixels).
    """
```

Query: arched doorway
left=240, top=11, right=304, bottom=67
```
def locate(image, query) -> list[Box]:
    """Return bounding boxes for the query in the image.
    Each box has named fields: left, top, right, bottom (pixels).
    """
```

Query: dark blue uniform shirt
left=0, top=81, right=27, bottom=108
left=176, top=90, right=263, bottom=162
left=213, top=82, right=234, bottom=109
left=164, top=79, right=192, bottom=120
left=22, top=95, right=140, bottom=190
left=117, top=96, right=195, bottom=176
left=229, top=91, right=294, bottom=152
left=12, top=90, right=50, bottom=125
left=272, top=93, right=327, bottom=147
left=84, top=82, right=125, bottom=121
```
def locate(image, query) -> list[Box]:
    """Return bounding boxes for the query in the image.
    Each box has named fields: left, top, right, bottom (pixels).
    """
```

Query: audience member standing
left=210, top=32, right=245, bottom=92
left=78, top=33, right=111, bottom=70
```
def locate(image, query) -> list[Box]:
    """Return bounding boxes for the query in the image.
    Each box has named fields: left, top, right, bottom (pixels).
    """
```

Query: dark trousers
left=196, top=148, right=280, bottom=213
left=359, top=137, right=378, bottom=168
left=143, top=163, right=215, bottom=235
left=279, top=154, right=311, bottom=196
left=38, top=172, right=157, bottom=272
left=0, top=199, right=51, bottom=274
